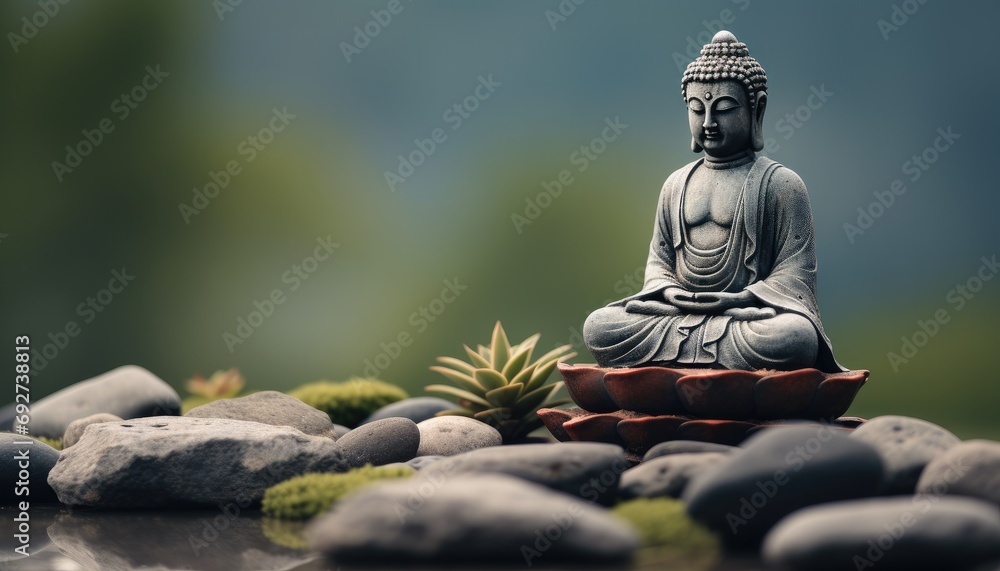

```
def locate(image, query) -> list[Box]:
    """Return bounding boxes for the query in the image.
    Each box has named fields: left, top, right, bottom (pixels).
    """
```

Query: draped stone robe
left=583, top=155, right=844, bottom=373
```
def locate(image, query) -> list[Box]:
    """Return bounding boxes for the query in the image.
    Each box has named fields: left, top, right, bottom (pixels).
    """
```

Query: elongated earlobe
left=691, top=138, right=703, bottom=153
left=751, top=92, right=767, bottom=152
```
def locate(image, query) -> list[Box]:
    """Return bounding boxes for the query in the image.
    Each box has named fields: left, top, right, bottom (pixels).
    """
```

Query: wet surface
left=0, top=506, right=769, bottom=571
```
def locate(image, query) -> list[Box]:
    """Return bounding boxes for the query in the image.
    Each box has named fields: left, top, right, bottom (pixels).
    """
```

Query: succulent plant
left=426, top=321, right=575, bottom=442
left=262, top=464, right=414, bottom=520
left=289, top=378, right=408, bottom=428
left=182, top=368, right=245, bottom=413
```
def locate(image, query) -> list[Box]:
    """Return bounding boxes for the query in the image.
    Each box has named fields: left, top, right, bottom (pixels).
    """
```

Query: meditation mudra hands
left=625, top=288, right=777, bottom=321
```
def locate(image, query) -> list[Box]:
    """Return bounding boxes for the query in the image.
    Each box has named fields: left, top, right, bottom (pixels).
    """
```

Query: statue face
left=686, top=80, right=753, bottom=158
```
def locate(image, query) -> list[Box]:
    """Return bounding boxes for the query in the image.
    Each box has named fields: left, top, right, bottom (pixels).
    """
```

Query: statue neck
left=703, top=150, right=755, bottom=170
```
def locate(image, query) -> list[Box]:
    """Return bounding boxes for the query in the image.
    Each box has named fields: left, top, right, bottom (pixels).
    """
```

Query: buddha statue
left=583, top=30, right=844, bottom=373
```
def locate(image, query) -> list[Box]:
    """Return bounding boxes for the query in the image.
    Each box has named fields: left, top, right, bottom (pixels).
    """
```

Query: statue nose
left=703, top=113, right=717, bottom=130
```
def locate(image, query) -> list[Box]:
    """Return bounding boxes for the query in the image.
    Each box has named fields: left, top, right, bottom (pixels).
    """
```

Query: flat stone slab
left=185, top=390, right=337, bottom=438
left=47, top=416, right=350, bottom=508
left=763, top=496, right=1000, bottom=571
left=16, top=365, right=181, bottom=438
left=306, top=473, right=638, bottom=565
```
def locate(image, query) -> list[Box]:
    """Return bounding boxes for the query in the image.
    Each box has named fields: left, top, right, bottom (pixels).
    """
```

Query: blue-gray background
left=2, top=1, right=998, bottom=437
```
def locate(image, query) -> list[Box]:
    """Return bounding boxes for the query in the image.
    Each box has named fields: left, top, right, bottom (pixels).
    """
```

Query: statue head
left=681, top=31, right=768, bottom=156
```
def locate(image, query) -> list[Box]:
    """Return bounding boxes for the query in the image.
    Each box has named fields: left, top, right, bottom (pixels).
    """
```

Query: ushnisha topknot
left=681, top=30, right=767, bottom=110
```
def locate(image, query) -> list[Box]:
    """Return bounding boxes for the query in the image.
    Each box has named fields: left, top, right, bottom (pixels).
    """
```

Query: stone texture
left=917, top=440, right=1000, bottom=506
left=683, top=425, right=884, bottom=547
left=419, top=442, right=628, bottom=504
left=406, top=455, right=444, bottom=471
left=851, top=415, right=960, bottom=494
left=1, top=434, right=60, bottom=504
left=620, top=452, right=728, bottom=499
left=362, top=397, right=455, bottom=425
left=643, top=440, right=737, bottom=461
left=185, top=391, right=336, bottom=438
left=763, top=496, right=1000, bottom=571
left=305, top=473, right=638, bottom=565
left=47, top=416, right=350, bottom=508
left=15, top=365, right=180, bottom=438
left=333, top=424, right=351, bottom=438
left=415, top=417, right=501, bottom=457
left=62, top=413, right=123, bottom=448
left=337, top=417, right=420, bottom=467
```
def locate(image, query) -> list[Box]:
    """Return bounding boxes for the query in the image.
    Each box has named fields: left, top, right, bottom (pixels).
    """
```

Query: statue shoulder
left=763, top=161, right=810, bottom=201
left=661, top=158, right=702, bottom=194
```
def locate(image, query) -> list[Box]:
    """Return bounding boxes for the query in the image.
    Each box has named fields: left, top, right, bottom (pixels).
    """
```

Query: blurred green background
left=2, top=1, right=997, bottom=438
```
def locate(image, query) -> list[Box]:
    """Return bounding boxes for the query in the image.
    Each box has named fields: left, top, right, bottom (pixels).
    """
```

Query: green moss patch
left=262, top=464, right=414, bottom=520
left=289, top=378, right=407, bottom=427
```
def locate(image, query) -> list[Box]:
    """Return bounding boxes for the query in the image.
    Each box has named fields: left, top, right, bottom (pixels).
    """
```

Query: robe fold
left=584, top=155, right=845, bottom=373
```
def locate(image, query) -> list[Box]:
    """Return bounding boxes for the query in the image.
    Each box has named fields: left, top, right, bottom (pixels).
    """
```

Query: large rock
left=850, top=415, right=960, bottom=494
left=62, top=413, right=122, bottom=448
left=416, top=417, right=501, bottom=456
left=47, top=416, right=350, bottom=508
left=620, top=452, right=728, bottom=500
left=0, top=434, right=60, bottom=504
left=643, top=440, right=737, bottom=461
left=337, top=417, right=420, bottom=467
left=917, top=440, right=1000, bottom=506
left=418, top=442, right=628, bottom=504
left=16, top=365, right=180, bottom=438
left=683, top=425, right=884, bottom=547
left=763, top=496, right=1000, bottom=571
left=306, top=473, right=639, bottom=565
left=185, top=391, right=336, bottom=438
left=362, top=397, right=455, bottom=425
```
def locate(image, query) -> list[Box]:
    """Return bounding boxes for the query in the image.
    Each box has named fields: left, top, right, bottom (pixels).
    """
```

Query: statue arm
left=639, top=174, right=684, bottom=297
left=745, top=167, right=821, bottom=318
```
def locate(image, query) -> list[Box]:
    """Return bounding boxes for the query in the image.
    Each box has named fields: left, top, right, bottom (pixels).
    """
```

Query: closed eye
left=714, top=97, right=741, bottom=112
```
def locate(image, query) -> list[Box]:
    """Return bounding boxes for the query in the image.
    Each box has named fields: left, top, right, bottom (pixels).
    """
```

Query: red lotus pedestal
left=538, top=363, right=869, bottom=462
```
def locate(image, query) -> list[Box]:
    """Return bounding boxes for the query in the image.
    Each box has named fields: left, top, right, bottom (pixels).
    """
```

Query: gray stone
left=620, top=452, right=728, bottom=499
left=643, top=440, right=737, bottom=461
left=1, top=434, right=60, bottom=504
left=419, top=442, right=627, bottom=504
left=305, top=473, right=639, bottom=565
left=185, top=390, right=336, bottom=438
left=406, top=455, right=445, bottom=471
left=763, top=496, right=1000, bottom=571
left=62, top=413, right=123, bottom=448
left=46, top=510, right=318, bottom=570
left=333, top=424, right=351, bottom=438
left=337, top=417, right=420, bottom=468
left=47, top=416, right=350, bottom=508
left=416, top=416, right=501, bottom=457
left=15, top=365, right=180, bottom=438
left=683, top=425, right=884, bottom=547
left=362, top=397, right=456, bottom=425
left=851, top=415, right=960, bottom=494
left=917, top=440, right=1000, bottom=506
